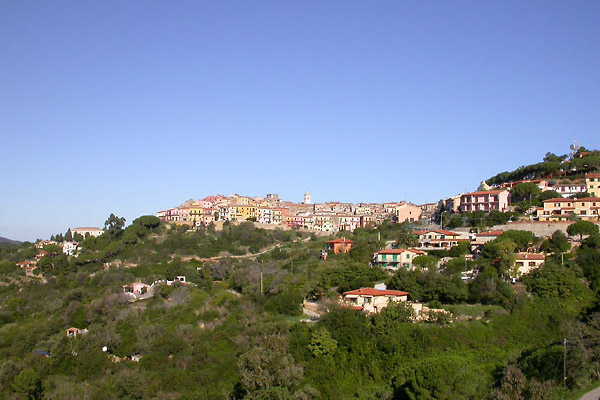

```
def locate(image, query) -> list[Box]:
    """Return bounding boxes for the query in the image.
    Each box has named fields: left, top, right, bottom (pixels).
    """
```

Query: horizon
left=2, top=1, right=599, bottom=241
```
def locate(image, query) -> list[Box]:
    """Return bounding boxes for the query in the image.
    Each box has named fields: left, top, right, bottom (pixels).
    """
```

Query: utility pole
left=260, top=272, right=263, bottom=296
left=563, top=338, right=567, bottom=388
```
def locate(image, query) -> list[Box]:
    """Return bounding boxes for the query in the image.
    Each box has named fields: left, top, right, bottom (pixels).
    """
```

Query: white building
left=62, top=241, right=78, bottom=256
left=71, top=227, right=103, bottom=238
left=304, top=191, right=312, bottom=205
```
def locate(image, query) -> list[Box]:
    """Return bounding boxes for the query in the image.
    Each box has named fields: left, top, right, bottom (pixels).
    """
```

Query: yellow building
left=235, top=205, right=257, bottom=221
left=537, top=197, right=600, bottom=221
left=189, top=206, right=204, bottom=224
left=586, top=173, right=600, bottom=197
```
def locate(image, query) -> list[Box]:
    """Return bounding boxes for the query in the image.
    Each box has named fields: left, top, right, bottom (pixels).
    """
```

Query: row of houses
left=441, top=173, right=600, bottom=221
left=157, top=193, right=424, bottom=232
left=369, top=228, right=546, bottom=278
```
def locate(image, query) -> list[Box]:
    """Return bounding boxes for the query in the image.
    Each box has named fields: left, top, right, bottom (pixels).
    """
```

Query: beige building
left=536, top=197, right=600, bottom=222
left=342, top=287, right=409, bottom=313
left=71, top=227, right=103, bottom=238
left=513, top=253, right=545, bottom=277
left=373, top=248, right=426, bottom=271
left=586, top=173, right=600, bottom=197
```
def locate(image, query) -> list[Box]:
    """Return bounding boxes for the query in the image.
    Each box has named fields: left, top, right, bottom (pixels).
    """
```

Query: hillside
left=1, top=215, right=600, bottom=399
left=486, top=146, right=600, bottom=186
left=0, top=236, right=21, bottom=248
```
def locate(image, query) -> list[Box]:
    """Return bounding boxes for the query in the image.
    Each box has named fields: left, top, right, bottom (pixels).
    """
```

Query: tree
left=12, top=369, right=42, bottom=399
left=412, top=255, right=438, bottom=271
left=132, top=215, right=160, bottom=229
left=395, top=223, right=419, bottom=247
left=540, top=230, right=570, bottom=254
left=498, top=230, right=536, bottom=252
left=64, top=229, right=72, bottom=241
left=238, top=335, right=303, bottom=396
left=567, top=220, right=599, bottom=241
left=521, top=261, right=593, bottom=301
left=469, top=267, right=514, bottom=307
left=538, top=190, right=562, bottom=202
left=398, top=355, right=488, bottom=399
left=372, top=301, right=415, bottom=333
left=511, top=183, right=541, bottom=203
left=387, top=269, right=423, bottom=301
left=308, top=329, right=337, bottom=357
left=543, top=152, right=567, bottom=163
left=104, top=213, right=126, bottom=238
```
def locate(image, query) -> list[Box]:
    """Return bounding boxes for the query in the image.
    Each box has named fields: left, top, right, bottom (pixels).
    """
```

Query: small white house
left=62, top=241, right=79, bottom=256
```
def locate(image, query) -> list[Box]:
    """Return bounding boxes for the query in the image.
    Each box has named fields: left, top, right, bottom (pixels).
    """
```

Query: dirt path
left=178, top=236, right=312, bottom=263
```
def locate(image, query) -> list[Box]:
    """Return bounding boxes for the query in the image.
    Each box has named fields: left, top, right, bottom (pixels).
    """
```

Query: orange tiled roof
left=343, top=288, right=409, bottom=297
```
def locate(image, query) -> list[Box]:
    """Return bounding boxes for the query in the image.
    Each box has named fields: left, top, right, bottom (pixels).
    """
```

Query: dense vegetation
left=486, top=148, right=600, bottom=186
left=1, top=214, right=600, bottom=399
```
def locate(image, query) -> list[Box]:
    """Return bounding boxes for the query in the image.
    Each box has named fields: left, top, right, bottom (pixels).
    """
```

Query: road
left=579, top=386, right=600, bottom=400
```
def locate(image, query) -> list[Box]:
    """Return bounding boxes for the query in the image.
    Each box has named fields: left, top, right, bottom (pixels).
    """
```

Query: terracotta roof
left=343, top=288, right=409, bottom=297
left=543, top=198, right=574, bottom=203
left=413, top=229, right=459, bottom=236
left=72, top=227, right=102, bottom=231
left=17, top=260, right=36, bottom=266
left=516, top=253, right=545, bottom=260
left=462, top=190, right=507, bottom=196
left=574, top=198, right=600, bottom=202
left=585, top=173, right=600, bottom=178
left=428, top=238, right=470, bottom=243
left=326, top=238, right=354, bottom=244
left=377, top=248, right=425, bottom=255
left=476, top=230, right=504, bottom=237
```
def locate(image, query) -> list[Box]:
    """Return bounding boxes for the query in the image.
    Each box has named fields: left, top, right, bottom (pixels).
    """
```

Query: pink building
left=396, top=203, right=422, bottom=223
left=459, top=190, right=510, bottom=212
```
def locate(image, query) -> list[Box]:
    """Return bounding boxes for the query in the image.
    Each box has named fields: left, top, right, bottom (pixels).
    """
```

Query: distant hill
left=0, top=236, right=22, bottom=248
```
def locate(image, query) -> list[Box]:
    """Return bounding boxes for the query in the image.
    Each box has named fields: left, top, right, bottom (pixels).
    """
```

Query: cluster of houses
left=448, top=173, right=600, bottom=222
left=15, top=249, right=61, bottom=276
left=327, top=228, right=547, bottom=280
left=334, top=226, right=555, bottom=317
left=17, top=228, right=106, bottom=276
left=326, top=224, right=555, bottom=319
left=156, top=172, right=600, bottom=236
left=157, top=192, right=423, bottom=232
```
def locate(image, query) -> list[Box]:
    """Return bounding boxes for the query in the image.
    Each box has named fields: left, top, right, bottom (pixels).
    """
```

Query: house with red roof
left=326, top=238, right=354, bottom=254
left=459, top=190, right=510, bottom=213
left=513, top=253, right=545, bottom=277
left=66, top=327, right=88, bottom=338
left=16, top=260, right=37, bottom=269
left=373, top=248, right=426, bottom=271
left=342, top=287, right=409, bottom=313
left=470, top=230, right=504, bottom=252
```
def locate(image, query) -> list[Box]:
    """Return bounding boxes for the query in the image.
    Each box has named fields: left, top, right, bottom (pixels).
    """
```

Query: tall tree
left=567, top=220, right=599, bottom=241
left=104, top=213, right=126, bottom=238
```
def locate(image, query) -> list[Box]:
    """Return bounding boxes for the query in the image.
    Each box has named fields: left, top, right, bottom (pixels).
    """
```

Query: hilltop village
left=156, top=173, right=600, bottom=231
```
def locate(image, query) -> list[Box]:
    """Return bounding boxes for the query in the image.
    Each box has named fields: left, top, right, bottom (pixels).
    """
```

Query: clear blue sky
left=1, top=1, right=599, bottom=241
